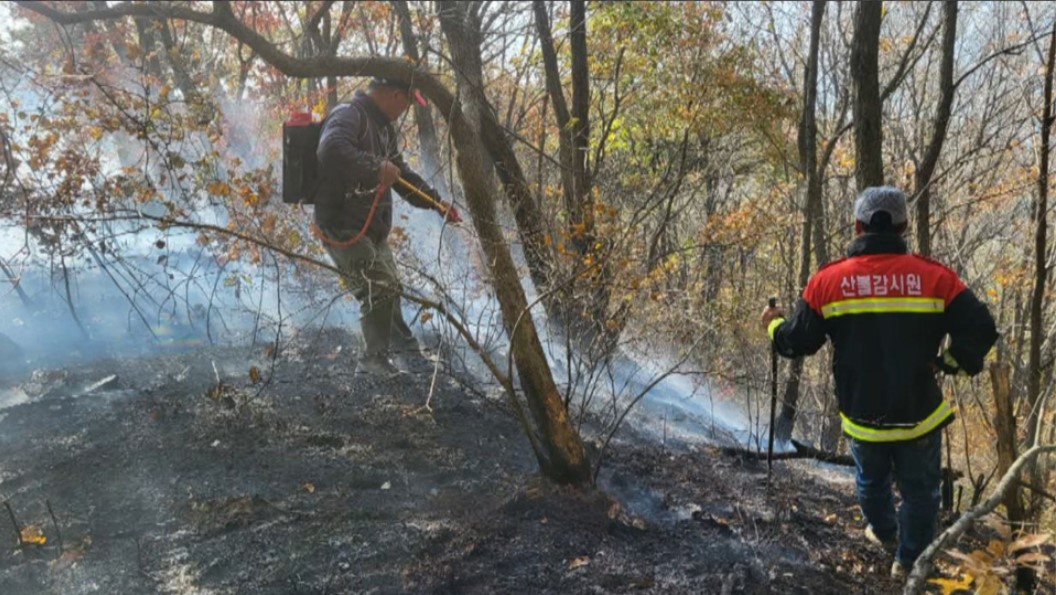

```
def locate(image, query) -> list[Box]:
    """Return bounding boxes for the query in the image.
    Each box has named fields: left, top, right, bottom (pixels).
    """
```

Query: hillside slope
left=0, top=329, right=902, bottom=594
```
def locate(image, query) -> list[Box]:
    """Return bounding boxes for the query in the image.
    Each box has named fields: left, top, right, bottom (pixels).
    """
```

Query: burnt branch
left=3, top=501, right=22, bottom=548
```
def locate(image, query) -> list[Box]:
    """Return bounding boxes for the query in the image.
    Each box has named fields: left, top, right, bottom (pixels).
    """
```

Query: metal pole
left=767, top=297, right=778, bottom=483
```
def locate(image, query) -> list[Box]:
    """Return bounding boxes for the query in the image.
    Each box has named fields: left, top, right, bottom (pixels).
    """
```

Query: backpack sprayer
left=282, top=110, right=454, bottom=213
left=282, top=109, right=461, bottom=246
left=282, top=110, right=321, bottom=205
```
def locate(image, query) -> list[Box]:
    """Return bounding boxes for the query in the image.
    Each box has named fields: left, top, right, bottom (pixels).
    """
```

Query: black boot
left=356, top=352, right=404, bottom=377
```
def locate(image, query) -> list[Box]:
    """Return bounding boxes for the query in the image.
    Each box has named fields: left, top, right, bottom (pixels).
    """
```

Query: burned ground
left=0, top=328, right=908, bottom=594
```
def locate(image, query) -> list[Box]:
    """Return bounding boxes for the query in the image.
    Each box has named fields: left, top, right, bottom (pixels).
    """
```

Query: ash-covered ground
left=0, top=327, right=907, bottom=594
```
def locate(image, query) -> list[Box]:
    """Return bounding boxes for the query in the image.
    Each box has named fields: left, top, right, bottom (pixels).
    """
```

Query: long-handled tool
left=396, top=177, right=461, bottom=222
left=766, top=296, right=778, bottom=483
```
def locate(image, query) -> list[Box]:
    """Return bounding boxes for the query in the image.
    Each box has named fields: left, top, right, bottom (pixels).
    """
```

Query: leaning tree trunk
left=776, top=0, right=826, bottom=444
left=444, top=77, right=591, bottom=486
left=435, top=3, right=553, bottom=295
left=436, top=6, right=592, bottom=484
left=914, top=1, right=957, bottom=257
left=851, top=0, right=884, bottom=190
left=1024, top=15, right=1055, bottom=503
left=479, top=105, right=555, bottom=296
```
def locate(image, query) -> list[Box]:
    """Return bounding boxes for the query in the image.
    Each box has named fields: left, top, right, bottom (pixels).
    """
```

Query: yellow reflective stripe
left=821, top=297, right=944, bottom=319
left=841, top=401, right=953, bottom=442
left=768, top=317, right=785, bottom=341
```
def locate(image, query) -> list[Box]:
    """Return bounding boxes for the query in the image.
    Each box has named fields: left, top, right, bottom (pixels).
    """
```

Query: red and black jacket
left=769, top=233, right=997, bottom=442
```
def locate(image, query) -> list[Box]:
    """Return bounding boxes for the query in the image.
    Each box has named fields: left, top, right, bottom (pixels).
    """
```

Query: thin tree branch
left=904, top=444, right=1056, bottom=594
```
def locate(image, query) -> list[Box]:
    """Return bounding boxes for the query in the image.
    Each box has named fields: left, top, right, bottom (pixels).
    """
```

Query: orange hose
left=310, top=177, right=451, bottom=247
left=310, top=185, right=385, bottom=247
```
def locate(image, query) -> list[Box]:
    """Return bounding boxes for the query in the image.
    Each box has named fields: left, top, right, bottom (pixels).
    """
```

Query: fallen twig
left=717, top=439, right=856, bottom=467
left=46, top=499, right=62, bottom=554
left=420, top=332, right=446, bottom=414
left=3, top=500, right=22, bottom=547
left=82, top=375, right=119, bottom=395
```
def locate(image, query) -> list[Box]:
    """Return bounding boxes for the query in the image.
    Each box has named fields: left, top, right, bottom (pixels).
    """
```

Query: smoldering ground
left=0, top=323, right=903, bottom=594
left=0, top=194, right=907, bottom=594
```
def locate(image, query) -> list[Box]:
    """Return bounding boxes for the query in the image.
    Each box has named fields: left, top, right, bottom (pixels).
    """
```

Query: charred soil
left=0, top=329, right=907, bottom=594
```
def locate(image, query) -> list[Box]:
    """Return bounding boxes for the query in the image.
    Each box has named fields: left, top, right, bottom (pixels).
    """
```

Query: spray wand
left=396, top=177, right=462, bottom=224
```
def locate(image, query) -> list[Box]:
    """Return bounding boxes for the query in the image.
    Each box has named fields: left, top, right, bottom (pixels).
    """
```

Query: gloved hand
left=933, top=351, right=964, bottom=376
left=760, top=305, right=786, bottom=330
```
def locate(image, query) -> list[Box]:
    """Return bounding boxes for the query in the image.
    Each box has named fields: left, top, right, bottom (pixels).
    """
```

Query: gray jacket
left=314, top=90, right=440, bottom=243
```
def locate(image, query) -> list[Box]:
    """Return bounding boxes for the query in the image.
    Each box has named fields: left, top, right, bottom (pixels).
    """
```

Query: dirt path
left=0, top=329, right=903, bottom=594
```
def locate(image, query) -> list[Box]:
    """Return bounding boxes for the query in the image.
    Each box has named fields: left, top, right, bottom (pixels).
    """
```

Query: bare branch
left=904, top=444, right=1056, bottom=594
left=880, top=3, right=935, bottom=103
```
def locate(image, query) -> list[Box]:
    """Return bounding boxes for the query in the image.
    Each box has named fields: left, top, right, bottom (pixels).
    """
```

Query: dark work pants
left=323, top=236, right=417, bottom=356
left=850, top=430, right=942, bottom=566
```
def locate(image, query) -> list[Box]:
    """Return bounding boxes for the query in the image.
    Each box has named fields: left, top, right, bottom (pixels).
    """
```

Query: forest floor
left=0, top=327, right=943, bottom=594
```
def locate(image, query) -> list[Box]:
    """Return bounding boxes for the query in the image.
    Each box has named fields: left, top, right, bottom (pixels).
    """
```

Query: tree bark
left=913, top=1, right=957, bottom=257
left=989, top=362, right=1034, bottom=591
left=86, top=0, right=130, bottom=63
left=133, top=18, right=165, bottom=79
left=851, top=0, right=884, bottom=191
left=321, top=9, right=337, bottom=109
left=0, top=257, right=30, bottom=306
left=569, top=0, right=591, bottom=224
left=990, top=363, right=1024, bottom=523
left=803, top=0, right=829, bottom=268
left=532, top=0, right=617, bottom=344
left=1021, top=18, right=1056, bottom=525
left=444, top=78, right=592, bottom=485
left=157, top=19, right=214, bottom=124
left=532, top=0, right=592, bottom=251
left=1025, top=16, right=1055, bottom=452
left=479, top=108, right=554, bottom=295
left=157, top=21, right=196, bottom=102
left=437, top=3, right=553, bottom=295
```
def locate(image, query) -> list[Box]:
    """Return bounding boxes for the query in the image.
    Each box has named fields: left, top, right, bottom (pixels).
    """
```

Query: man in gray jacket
left=315, top=78, right=461, bottom=376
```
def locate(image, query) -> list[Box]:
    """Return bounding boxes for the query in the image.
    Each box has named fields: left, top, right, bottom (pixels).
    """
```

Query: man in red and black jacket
left=761, top=186, right=997, bottom=577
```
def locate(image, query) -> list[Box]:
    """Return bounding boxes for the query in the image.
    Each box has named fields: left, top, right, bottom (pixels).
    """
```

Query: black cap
left=369, top=77, right=427, bottom=106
